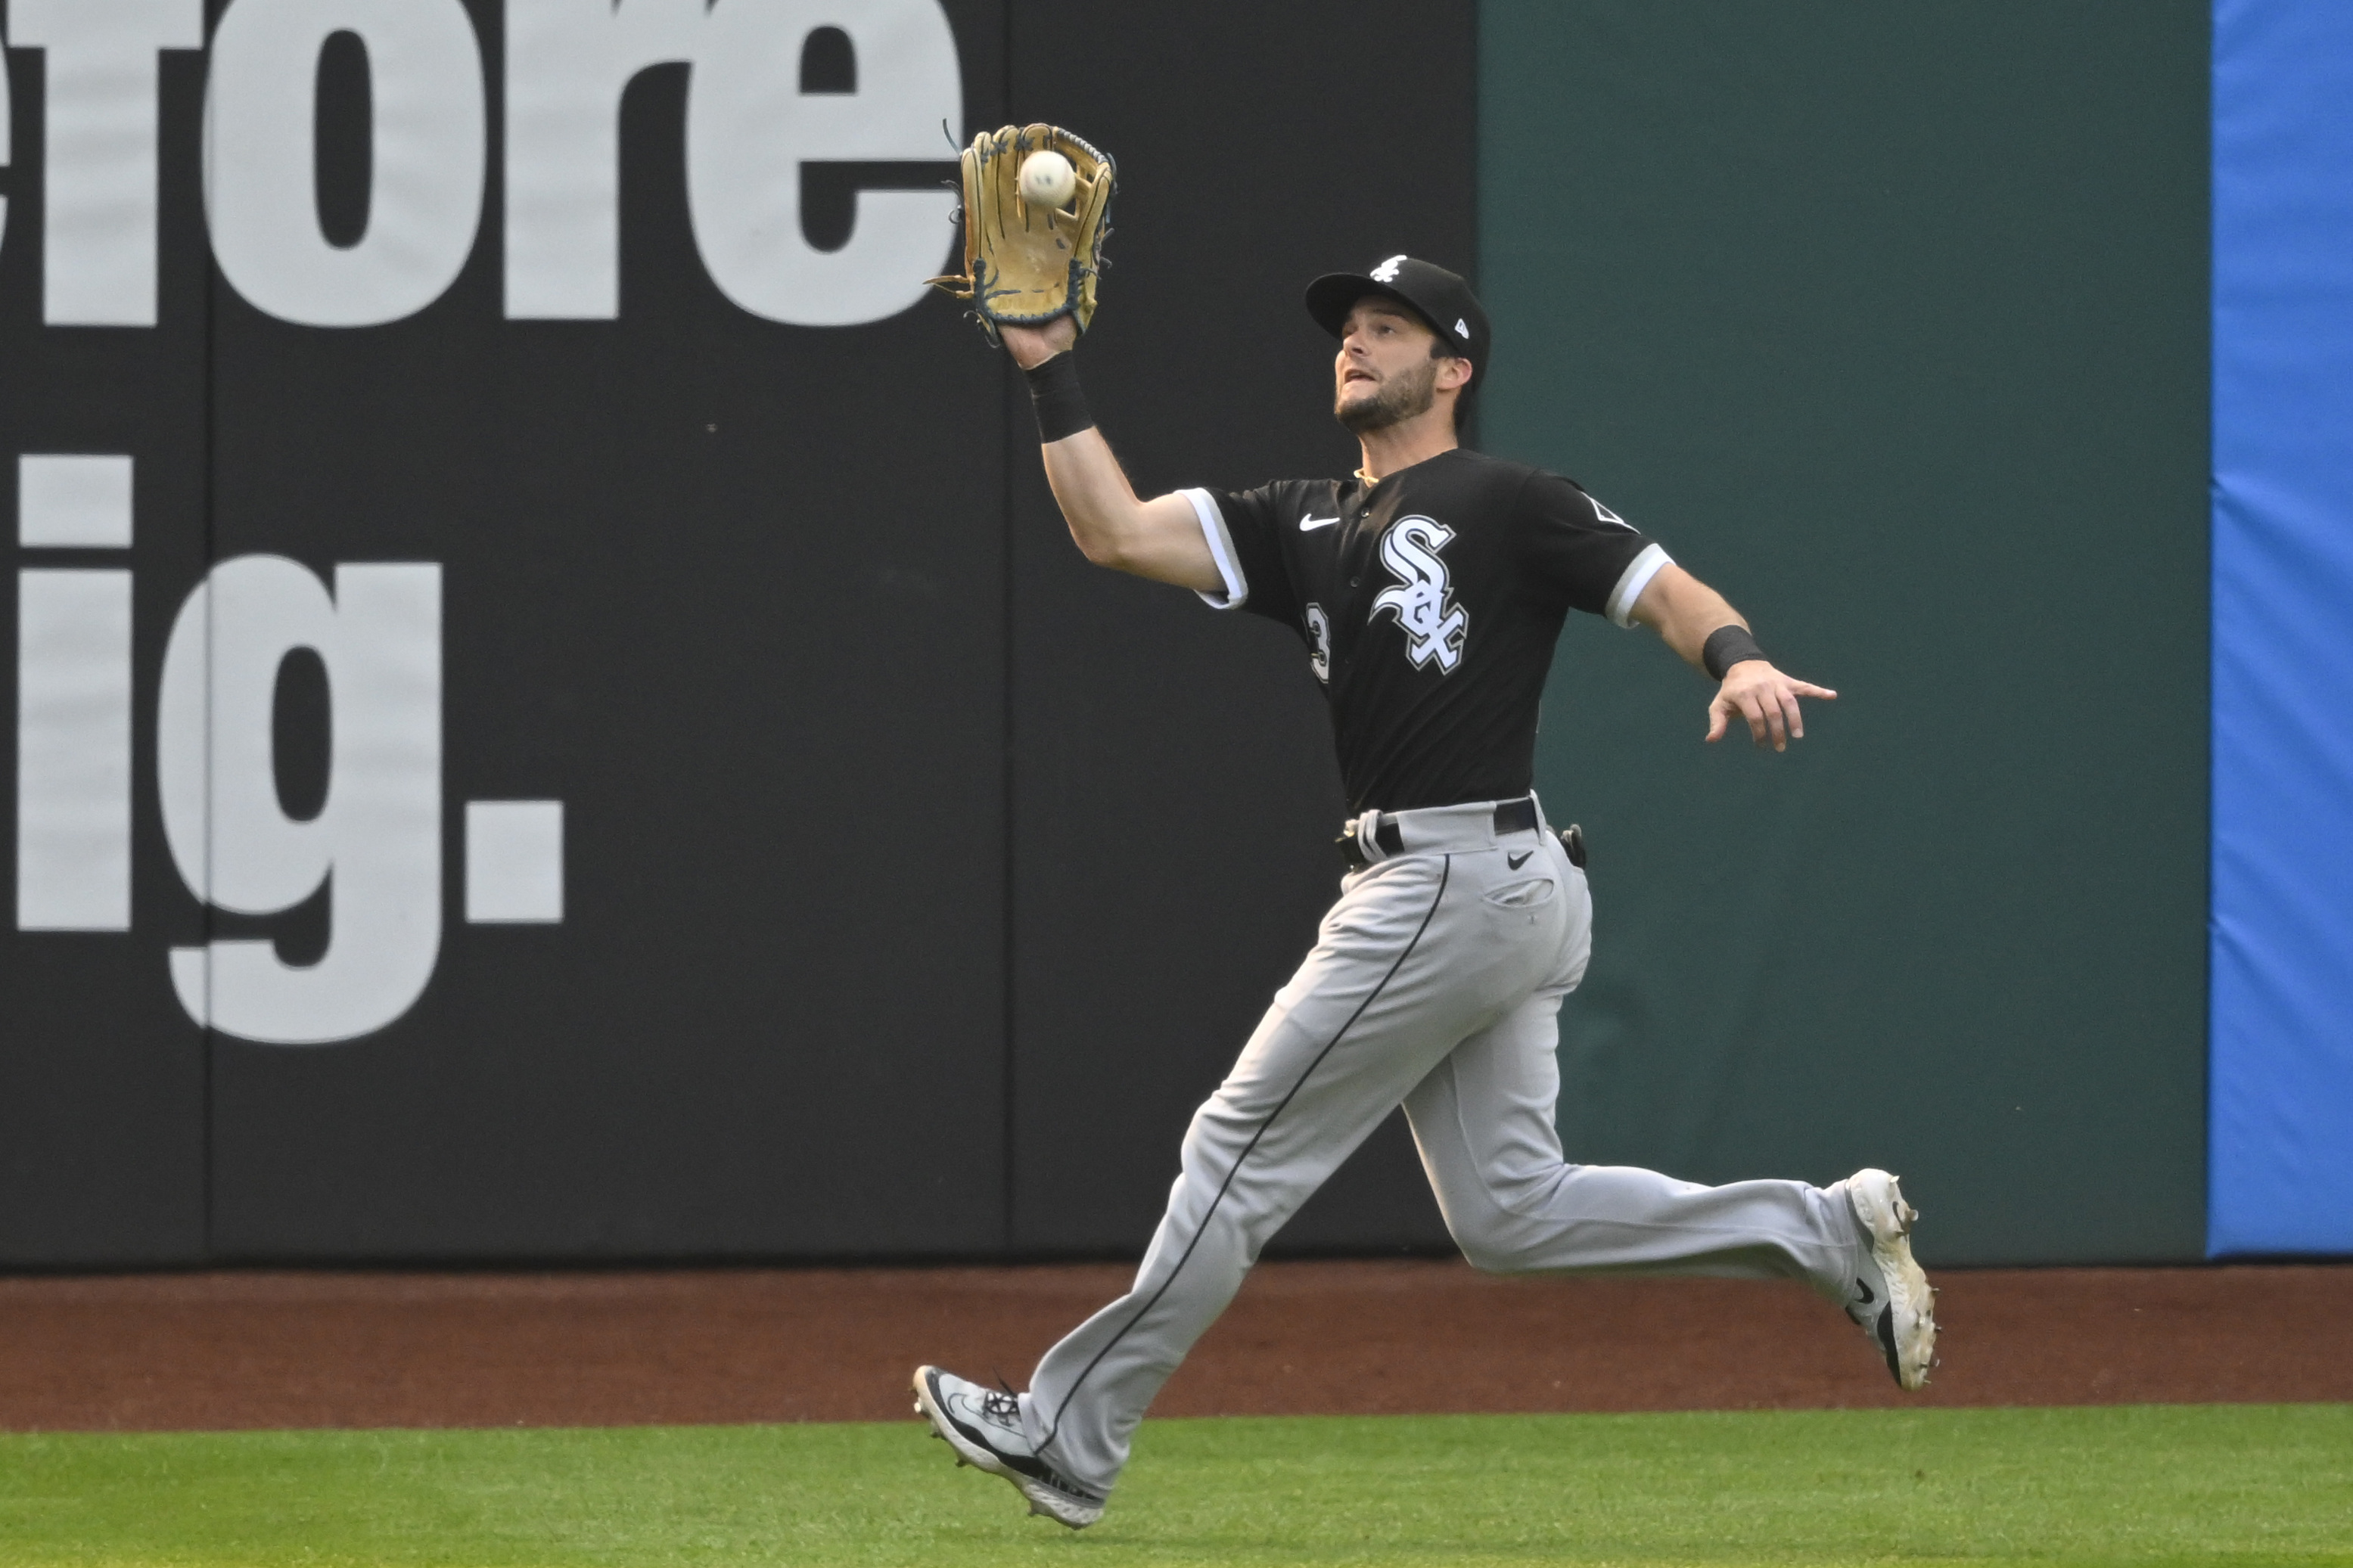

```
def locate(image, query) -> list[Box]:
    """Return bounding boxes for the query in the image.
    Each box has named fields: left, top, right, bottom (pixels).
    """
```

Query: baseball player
left=916, top=129, right=1934, bottom=1535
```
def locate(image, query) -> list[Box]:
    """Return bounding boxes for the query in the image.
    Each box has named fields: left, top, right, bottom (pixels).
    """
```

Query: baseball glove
left=928, top=124, right=1114, bottom=340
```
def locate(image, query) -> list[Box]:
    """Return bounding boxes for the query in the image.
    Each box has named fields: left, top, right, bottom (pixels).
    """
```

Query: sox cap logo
left=1370, top=255, right=1408, bottom=282
left=1370, top=516, right=1469, bottom=672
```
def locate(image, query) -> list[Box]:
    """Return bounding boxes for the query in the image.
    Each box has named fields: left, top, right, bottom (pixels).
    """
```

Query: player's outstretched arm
left=1630, top=564, right=1836, bottom=753
left=1000, top=321, right=1222, bottom=594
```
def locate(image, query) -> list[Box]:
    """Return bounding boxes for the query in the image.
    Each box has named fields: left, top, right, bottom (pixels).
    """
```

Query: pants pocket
left=1481, top=876, right=1558, bottom=911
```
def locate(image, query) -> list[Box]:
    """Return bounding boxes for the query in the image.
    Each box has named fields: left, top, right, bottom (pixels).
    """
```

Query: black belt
left=1338, top=796, right=1545, bottom=871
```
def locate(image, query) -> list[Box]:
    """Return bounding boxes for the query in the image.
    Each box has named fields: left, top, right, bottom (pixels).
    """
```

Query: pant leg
left=1024, top=846, right=1565, bottom=1495
left=1402, top=865, right=1859, bottom=1296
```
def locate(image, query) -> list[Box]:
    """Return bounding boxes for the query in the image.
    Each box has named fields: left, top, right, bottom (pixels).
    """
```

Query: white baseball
left=1018, top=150, right=1077, bottom=210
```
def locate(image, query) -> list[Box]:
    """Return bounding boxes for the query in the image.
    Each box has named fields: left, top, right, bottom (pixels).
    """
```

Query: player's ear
left=1437, top=356, right=1473, bottom=394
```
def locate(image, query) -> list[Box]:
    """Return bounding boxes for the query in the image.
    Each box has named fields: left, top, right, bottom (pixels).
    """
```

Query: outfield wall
left=1481, top=2, right=2213, bottom=1265
left=2209, top=0, right=2353, bottom=1256
left=0, top=0, right=1472, bottom=1266
left=1, top=2, right=2339, bottom=1268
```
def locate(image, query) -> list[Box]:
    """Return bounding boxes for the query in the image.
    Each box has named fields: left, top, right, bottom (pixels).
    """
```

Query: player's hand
left=1706, top=661, right=1836, bottom=752
left=1001, top=317, right=1079, bottom=369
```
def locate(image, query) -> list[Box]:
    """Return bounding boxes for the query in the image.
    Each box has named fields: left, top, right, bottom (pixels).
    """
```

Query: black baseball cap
left=1304, top=255, right=1490, bottom=387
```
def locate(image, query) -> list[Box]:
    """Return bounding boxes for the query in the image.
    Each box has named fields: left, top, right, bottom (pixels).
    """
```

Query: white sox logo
left=1370, top=516, right=1469, bottom=673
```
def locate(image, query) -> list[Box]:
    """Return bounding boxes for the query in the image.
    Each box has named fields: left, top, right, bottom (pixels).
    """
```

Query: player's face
left=1334, top=302, right=1450, bottom=434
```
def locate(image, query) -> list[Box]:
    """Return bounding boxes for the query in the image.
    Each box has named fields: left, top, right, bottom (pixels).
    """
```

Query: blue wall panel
left=2210, top=0, right=2353, bottom=1256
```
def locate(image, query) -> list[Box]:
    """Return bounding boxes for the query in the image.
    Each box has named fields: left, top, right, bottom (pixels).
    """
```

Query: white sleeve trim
left=1180, top=487, right=1248, bottom=610
left=1605, top=542, right=1674, bottom=628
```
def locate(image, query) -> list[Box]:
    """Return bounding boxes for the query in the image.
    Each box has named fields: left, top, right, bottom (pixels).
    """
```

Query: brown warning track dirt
left=0, top=1261, right=2342, bottom=1433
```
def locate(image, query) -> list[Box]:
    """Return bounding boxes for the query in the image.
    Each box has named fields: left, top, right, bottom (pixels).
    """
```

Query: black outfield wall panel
left=1002, top=0, right=1475, bottom=1256
left=0, top=48, right=213, bottom=1265
left=0, top=0, right=1487, bottom=1268
left=201, top=0, right=1014, bottom=1259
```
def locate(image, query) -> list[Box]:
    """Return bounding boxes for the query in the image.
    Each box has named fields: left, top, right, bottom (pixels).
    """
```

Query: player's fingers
left=1705, top=697, right=1730, bottom=744
left=1776, top=685, right=1807, bottom=743
left=1739, top=692, right=1770, bottom=747
left=1789, top=681, right=1838, bottom=700
left=1760, top=691, right=1789, bottom=751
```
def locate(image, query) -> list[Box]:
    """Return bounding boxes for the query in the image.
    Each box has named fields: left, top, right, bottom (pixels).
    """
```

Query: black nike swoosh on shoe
left=1855, top=1277, right=1877, bottom=1306
left=997, top=1446, right=1105, bottom=1506
left=1508, top=850, right=1533, bottom=869
left=935, top=1400, right=1103, bottom=1505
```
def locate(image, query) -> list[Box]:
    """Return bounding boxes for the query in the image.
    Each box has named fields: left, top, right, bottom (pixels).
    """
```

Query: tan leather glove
left=928, top=124, right=1115, bottom=340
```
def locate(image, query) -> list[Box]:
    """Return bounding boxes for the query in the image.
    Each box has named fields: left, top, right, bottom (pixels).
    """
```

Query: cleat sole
left=1848, top=1170, right=1938, bottom=1391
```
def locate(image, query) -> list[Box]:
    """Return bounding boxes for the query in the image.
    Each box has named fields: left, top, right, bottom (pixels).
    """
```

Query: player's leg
left=1403, top=986, right=1857, bottom=1290
left=1016, top=846, right=1567, bottom=1501
left=1400, top=851, right=1935, bottom=1385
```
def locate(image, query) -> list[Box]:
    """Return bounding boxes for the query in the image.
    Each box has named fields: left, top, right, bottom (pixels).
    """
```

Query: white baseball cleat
left=912, top=1365, right=1106, bottom=1529
left=1842, top=1169, right=1938, bottom=1390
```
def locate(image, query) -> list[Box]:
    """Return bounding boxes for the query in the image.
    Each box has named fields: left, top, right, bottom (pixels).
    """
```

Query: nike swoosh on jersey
left=1299, top=515, right=1339, bottom=531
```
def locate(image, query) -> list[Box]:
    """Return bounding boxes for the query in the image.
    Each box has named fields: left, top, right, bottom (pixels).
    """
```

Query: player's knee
left=1444, top=1206, right=1528, bottom=1274
left=1456, top=1237, right=1522, bottom=1275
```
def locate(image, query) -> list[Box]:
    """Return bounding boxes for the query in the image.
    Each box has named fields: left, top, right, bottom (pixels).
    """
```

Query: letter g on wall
left=157, top=557, right=443, bottom=1045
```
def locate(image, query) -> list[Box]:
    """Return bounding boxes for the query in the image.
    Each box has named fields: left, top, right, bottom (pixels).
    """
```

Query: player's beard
left=1335, top=357, right=1439, bottom=434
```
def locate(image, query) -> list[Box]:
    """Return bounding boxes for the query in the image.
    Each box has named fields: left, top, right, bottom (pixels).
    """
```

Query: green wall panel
left=1480, top=1, right=2208, bottom=1263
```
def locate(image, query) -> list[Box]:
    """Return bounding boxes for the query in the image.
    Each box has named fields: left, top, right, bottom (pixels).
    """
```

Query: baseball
left=1018, top=150, right=1077, bottom=209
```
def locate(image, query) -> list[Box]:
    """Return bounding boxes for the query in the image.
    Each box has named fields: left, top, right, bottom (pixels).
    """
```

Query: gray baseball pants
left=1018, top=796, right=1863, bottom=1497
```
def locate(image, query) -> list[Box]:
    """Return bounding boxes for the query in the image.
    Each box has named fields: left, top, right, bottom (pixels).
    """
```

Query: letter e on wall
left=686, top=0, right=960, bottom=325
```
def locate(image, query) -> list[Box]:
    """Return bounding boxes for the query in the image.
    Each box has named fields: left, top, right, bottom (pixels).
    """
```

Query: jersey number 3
left=1304, top=604, right=1332, bottom=685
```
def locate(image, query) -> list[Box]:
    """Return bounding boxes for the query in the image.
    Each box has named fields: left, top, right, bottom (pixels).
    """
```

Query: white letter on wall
left=17, top=573, right=133, bottom=931
left=158, top=557, right=443, bottom=1045
left=205, top=0, right=485, bottom=327
left=15, top=455, right=136, bottom=931
left=505, top=0, right=707, bottom=320
left=687, top=0, right=959, bottom=325
left=10, top=0, right=206, bottom=326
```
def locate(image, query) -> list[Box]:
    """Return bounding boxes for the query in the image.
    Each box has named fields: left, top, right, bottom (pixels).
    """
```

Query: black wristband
left=1702, top=624, right=1767, bottom=681
left=1022, top=351, right=1096, bottom=443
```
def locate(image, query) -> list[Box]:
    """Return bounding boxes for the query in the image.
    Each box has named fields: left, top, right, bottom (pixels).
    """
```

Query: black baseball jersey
left=1181, top=448, right=1671, bottom=813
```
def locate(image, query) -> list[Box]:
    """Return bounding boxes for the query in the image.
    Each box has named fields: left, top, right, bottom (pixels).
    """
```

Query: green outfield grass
left=0, top=1405, right=2345, bottom=1567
